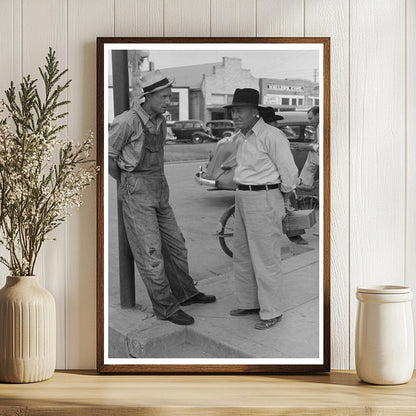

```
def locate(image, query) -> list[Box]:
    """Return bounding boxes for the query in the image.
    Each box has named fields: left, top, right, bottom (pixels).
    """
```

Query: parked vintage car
left=195, top=111, right=316, bottom=190
left=206, top=120, right=235, bottom=139
left=170, top=119, right=215, bottom=144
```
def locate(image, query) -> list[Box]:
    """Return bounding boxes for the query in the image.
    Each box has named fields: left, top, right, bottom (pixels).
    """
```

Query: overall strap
left=132, top=116, right=165, bottom=173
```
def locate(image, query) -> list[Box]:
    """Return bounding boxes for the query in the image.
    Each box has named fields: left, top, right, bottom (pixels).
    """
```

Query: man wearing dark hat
left=224, top=89, right=298, bottom=330
left=259, top=106, right=283, bottom=127
left=108, top=70, right=216, bottom=326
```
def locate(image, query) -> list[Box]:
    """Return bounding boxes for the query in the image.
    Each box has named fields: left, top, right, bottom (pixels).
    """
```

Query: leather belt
left=237, top=184, right=280, bottom=191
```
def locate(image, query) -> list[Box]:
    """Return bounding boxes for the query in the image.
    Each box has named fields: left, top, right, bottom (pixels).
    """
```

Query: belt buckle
left=265, top=184, right=269, bottom=191
left=248, top=185, right=252, bottom=191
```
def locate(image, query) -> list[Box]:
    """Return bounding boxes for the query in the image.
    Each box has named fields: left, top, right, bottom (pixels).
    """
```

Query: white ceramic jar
left=355, top=285, right=414, bottom=385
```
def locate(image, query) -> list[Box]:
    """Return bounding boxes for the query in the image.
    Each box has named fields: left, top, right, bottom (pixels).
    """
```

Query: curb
left=109, top=247, right=320, bottom=359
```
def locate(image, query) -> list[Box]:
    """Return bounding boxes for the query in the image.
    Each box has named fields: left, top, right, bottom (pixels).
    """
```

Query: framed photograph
left=97, top=37, right=330, bottom=373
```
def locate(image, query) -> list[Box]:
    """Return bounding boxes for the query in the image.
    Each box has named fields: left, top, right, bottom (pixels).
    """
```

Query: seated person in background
left=259, top=106, right=307, bottom=245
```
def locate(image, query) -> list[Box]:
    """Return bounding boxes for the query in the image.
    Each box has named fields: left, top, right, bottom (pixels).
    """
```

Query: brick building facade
left=160, top=57, right=258, bottom=122
left=140, top=57, right=319, bottom=122
left=202, top=57, right=258, bottom=120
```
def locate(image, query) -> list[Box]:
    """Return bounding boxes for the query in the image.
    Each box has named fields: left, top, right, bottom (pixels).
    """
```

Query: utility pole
left=112, top=50, right=135, bottom=309
left=314, top=68, right=318, bottom=83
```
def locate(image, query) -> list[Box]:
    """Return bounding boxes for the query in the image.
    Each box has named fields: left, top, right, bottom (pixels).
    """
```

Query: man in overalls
left=108, top=70, right=216, bottom=326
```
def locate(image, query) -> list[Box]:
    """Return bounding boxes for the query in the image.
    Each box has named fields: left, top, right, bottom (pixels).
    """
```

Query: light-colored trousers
left=299, top=150, right=319, bottom=186
left=233, top=188, right=286, bottom=320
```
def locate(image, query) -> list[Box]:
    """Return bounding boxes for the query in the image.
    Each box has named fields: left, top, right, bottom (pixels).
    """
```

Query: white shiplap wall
left=0, top=0, right=414, bottom=370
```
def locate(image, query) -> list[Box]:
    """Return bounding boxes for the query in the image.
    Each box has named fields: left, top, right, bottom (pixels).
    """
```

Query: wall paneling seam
left=404, top=0, right=408, bottom=286
left=64, top=0, right=69, bottom=369
left=19, top=0, right=22, bottom=80
left=210, top=0, right=212, bottom=37
left=348, top=0, right=352, bottom=370
left=303, top=0, right=305, bottom=37
left=20, top=0, right=23, bottom=78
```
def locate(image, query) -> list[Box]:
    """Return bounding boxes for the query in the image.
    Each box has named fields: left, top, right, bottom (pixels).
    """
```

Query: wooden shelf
left=0, top=370, right=415, bottom=415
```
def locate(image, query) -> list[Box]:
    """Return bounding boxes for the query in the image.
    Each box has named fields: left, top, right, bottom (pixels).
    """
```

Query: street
left=108, top=159, right=320, bottom=359
left=108, top=160, right=317, bottom=296
left=164, top=141, right=217, bottom=162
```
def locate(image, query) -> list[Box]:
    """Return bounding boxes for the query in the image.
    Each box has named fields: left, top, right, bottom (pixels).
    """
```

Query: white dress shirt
left=233, top=117, right=298, bottom=193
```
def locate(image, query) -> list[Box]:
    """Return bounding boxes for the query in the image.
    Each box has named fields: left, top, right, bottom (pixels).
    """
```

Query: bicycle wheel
left=296, top=195, right=319, bottom=210
left=217, top=204, right=235, bottom=258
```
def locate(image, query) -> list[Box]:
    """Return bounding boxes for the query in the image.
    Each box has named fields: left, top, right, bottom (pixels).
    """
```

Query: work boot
left=180, top=292, right=216, bottom=306
left=166, top=309, right=194, bottom=325
left=288, top=235, right=308, bottom=245
left=230, top=308, right=260, bottom=316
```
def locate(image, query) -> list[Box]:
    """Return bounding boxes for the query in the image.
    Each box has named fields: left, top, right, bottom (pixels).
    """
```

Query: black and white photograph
left=97, top=38, right=330, bottom=373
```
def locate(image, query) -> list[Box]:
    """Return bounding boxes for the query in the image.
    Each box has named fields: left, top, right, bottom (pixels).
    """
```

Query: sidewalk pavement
left=108, top=232, right=320, bottom=359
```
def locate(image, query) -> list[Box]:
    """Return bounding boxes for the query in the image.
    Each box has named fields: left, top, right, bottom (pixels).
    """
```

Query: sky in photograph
left=145, top=49, right=320, bottom=82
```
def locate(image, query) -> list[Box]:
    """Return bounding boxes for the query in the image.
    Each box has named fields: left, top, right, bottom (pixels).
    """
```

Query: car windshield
left=278, top=125, right=316, bottom=142
left=279, top=125, right=301, bottom=140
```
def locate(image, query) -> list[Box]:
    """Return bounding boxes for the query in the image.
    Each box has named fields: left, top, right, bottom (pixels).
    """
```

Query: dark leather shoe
left=229, top=308, right=260, bottom=316
left=166, top=309, right=194, bottom=325
left=254, top=314, right=283, bottom=330
left=180, top=292, right=216, bottom=306
left=288, top=235, right=308, bottom=245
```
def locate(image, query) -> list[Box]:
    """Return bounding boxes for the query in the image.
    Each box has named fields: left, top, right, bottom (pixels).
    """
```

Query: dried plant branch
left=0, top=48, right=97, bottom=276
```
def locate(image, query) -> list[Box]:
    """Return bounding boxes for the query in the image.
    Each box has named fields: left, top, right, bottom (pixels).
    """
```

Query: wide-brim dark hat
left=259, top=106, right=284, bottom=122
left=223, top=88, right=262, bottom=109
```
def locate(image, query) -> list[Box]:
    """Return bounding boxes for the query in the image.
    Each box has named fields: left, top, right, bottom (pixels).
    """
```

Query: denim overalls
left=119, top=118, right=198, bottom=319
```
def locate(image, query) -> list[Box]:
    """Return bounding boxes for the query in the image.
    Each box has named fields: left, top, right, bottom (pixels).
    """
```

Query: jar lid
left=357, top=285, right=411, bottom=294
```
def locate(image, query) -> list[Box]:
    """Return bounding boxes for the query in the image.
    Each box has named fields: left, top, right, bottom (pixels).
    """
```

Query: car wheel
left=222, top=131, right=233, bottom=138
left=192, top=134, right=204, bottom=144
left=218, top=204, right=235, bottom=258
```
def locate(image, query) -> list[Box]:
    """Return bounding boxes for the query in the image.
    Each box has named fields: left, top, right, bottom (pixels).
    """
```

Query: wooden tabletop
left=0, top=370, right=415, bottom=415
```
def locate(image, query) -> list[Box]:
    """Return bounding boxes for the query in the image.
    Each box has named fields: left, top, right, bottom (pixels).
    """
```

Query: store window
left=281, top=98, right=290, bottom=105
left=212, top=94, right=226, bottom=105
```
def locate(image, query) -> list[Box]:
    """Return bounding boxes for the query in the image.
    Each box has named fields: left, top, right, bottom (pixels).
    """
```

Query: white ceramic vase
left=0, top=276, right=56, bottom=383
left=355, top=285, right=414, bottom=385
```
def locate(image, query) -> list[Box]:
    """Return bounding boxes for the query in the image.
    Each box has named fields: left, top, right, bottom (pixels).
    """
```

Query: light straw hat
left=139, top=70, right=174, bottom=98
